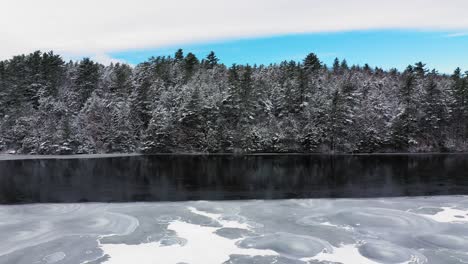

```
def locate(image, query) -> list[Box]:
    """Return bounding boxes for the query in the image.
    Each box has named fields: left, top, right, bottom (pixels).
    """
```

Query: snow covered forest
left=0, top=50, right=467, bottom=154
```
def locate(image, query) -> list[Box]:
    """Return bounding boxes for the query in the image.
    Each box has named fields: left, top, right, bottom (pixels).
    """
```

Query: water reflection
left=0, top=154, right=467, bottom=203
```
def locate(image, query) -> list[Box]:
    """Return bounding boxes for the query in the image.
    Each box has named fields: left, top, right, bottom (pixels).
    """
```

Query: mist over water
left=1, top=154, right=467, bottom=204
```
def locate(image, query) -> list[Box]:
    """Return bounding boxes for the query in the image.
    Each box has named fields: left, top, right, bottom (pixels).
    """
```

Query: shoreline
left=2, top=152, right=468, bottom=160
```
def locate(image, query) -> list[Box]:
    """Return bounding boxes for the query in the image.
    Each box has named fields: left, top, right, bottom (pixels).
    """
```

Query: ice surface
left=416, top=206, right=468, bottom=223
left=0, top=196, right=468, bottom=263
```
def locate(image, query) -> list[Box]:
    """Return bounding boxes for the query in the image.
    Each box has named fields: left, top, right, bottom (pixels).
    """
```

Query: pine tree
left=6, top=55, right=30, bottom=108
left=204, top=51, right=219, bottom=69
left=106, top=102, right=135, bottom=152
left=450, top=68, right=468, bottom=140
left=340, top=59, right=349, bottom=71
left=0, top=49, right=467, bottom=154
left=421, top=71, right=446, bottom=149
left=0, top=61, right=7, bottom=117
left=328, top=89, right=344, bottom=152
left=333, top=58, right=340, bottom=73
left=174, top=49, right=184, bottom=61
left=25, top=51, right=44, bottom=108
left=363, top=63, right=372, bottom=73
left=238, top=65, right=257, bottom=138
left=414, top=62, right=428, bottom=77
left=303, top=52, right=321, bottom=72
left=392, top=67, right=418, bottom=150
left=41, top=51, right=65, bottom=97
left=327, top=82, right=358, bottom=152
left=178, top=86, right=206, bottom=150
left=75, top=58, right=100, bottom=107
left=108, top=63, right=133, bottom=98
left=184, top=52, right=199, bottom=80
left=129, top=68, right=152, bottom=136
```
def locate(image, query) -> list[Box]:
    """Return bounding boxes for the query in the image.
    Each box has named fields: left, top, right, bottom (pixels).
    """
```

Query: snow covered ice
left=1, top=196, right=468, bottom=264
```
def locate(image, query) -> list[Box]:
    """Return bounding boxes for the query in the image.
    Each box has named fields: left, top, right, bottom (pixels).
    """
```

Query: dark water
left=1, top=154, right=468, bottom=204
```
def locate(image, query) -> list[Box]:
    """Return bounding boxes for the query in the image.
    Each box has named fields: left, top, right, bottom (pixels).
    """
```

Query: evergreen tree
left=204, top=51, right=219, bottom=69
left=41, top=51, right=65, bottom=97
left=328, top=89, right=345, bottom=152
left=363, top=63, right=371, bottom=73
left=392, top=67, right=418, bottom=150
left=327, top=82, right=358, bottom=152
left=6, top=55, right=30, bottom=108
left=0, top=61, right=7, bottom=117
left=414, top=62, right=428, bottom=77
left=129, top=69, right=152, bottom=135
left=450, top=68, right=468, bottom=140
left=24, top=51, right=44, bottom=108
left=178, top=86, right=206, bottom=150
left=332, top=58, right=340, bottom=73
left=184, top=52, right=199, bottom=80
left=421, top=72, right=446, bottom=149
left=303, top=52, right=321, bottom=72
left=108, top=63, right=133, bottom=98
left=0, top=49, right=465, bottom=154
left=75, top=58, right=100, bottom=107
left=106, top=102, right=135, bottom=152
left=174, top=49, right=184, bottom=61
left=340, top=59, right=349, bottom=71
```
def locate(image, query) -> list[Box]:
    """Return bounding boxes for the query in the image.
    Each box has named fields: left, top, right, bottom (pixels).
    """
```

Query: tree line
left=0, top=49, right=467, bottom=154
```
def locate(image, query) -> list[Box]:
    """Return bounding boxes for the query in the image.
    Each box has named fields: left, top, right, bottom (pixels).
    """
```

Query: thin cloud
left=1, top=0, right=468, bottom=59
left=91, top=53, right=127, bottom=66
left=445, top=32, right=468, bottom=38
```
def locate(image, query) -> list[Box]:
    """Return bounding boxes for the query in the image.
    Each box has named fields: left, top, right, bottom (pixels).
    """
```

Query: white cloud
left=1, top=0, right=468, bottom=60
left=445, top=32, right=468, bottom=38
left=91, top=53, right=126, bottom=65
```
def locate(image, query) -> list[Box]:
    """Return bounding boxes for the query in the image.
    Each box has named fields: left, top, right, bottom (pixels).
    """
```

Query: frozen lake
left=1, top=154, right=468, bottom=263
left=1, top=197, right=468, bottom=264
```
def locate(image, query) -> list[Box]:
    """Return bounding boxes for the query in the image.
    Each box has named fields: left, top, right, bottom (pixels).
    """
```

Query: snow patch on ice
left=302, top=243, right=420, bottom=264
left=100, top=206, right=277, bottom=264
left=187, top=206, right=251, bottom=229
left=419, top=207, right=468, bottom=223
left=320, top=221, right=354, bottom=231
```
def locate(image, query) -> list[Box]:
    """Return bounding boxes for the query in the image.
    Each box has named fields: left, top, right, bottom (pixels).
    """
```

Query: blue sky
left=111, top=30, right=468, bottom=73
